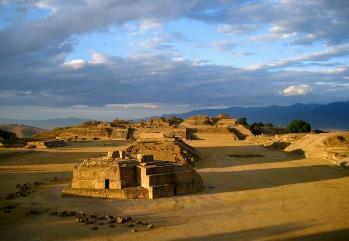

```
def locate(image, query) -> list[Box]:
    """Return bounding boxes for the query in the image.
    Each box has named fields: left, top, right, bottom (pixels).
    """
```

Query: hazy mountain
left=0, top=118, right=86, bottom=130
left=0, top=124, right=47, bottom=138
left=164, top=101, right=349, bottom=130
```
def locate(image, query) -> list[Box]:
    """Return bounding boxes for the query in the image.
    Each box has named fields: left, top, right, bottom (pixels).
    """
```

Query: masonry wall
left=119, top=165, right=138, bottom=188
left=133, top=127, right=188, bottom=140
left=63, top=186, right=149, bottom=199
left=71, top=167, right=122, bottom=189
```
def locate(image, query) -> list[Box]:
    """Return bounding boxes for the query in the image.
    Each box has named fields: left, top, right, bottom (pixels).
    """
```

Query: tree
left=0, top=130, right=17, bottom=143
left=287, top=120, right=311, bottom=133
left=250, top=122, right=263, bottom=135
left=237, top=117, right=248, bottom=127
left=78, top=120, right=101, bottom=127
left=111, top=118, right=130, bottom=127
left=167, top=116, right=184, bottom=126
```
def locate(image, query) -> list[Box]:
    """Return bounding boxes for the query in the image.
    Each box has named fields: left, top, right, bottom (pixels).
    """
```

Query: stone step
left=143, top=170, right=195, bottom=186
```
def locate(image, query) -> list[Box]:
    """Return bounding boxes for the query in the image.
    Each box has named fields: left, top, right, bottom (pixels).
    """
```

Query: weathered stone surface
left=63, top=151, right=203, bottom=199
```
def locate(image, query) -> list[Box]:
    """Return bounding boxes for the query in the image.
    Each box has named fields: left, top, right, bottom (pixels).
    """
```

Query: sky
left=0, top=0, right=349, bottom=120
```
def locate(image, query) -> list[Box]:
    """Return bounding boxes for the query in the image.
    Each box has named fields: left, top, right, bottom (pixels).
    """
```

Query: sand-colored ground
left=0, top=137, right=349, bottom=241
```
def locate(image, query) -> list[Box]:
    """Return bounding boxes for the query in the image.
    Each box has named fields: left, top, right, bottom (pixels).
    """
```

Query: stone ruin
left=26, top=139, right=65, bottom=149
left=124, top=137, right=200, bottom=165
left=63, top=151, right=203, bottom=199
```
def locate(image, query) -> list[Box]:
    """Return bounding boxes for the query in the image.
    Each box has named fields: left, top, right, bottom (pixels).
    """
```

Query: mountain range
left=0, top=101, right=348, bottom=131
left=0, top=118, right=86, bottom=130
left=164, top=100, right=349, bottom=130
left=0, top=124, right=47, bottom=138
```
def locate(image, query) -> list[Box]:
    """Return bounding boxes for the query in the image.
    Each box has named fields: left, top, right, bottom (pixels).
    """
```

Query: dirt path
left=0, top=138, right=348, bottom=241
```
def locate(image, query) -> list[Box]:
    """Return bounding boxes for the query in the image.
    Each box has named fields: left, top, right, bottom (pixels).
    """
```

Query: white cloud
left=104, top=103, right=159, bottom=109
left=211, top=40, right=235, bottom=51
left=63, top=59, right=86, bottom=69
left=281, top=84, right=312, bottom=96
left=139, top=19, right=162, bottom=33
left=248, top=43, right=349, bottom=71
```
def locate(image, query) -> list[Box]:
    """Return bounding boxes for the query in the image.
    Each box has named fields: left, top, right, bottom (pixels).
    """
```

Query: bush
left=167, top=116, right=184, bottom=126
left=78, top=120, right=101, bottom=128
left=250, top=122, right=263, bottom=135
left=111, top=118, right=130, bottom=127
left=313, top=129, right=327, bottom=134
left=287, top=120, right=311, bottom=133
left=237, top=117, right=248, bottom=127
left=0, top=130, right=17, bottom=143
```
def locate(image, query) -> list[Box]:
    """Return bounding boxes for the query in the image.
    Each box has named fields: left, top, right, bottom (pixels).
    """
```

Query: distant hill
left=0, top=124, right=47, bottom=138
left=164, top=101, right=349, bottom=130
left=0, top=118, right=86, bottom=130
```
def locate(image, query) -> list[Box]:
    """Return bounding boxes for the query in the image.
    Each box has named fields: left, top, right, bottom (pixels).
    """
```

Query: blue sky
left=0, top=0, right=348, bottom=120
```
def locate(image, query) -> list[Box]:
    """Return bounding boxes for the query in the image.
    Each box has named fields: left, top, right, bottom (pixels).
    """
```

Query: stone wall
left=132, top=127, right=188, bottom=140
left=139, top=132, right=165, bottom=139
left=72, top=166, right=122, bottom=189
left=62, top=186, right=148, bottom=199
left=57, top=127, right=129, bottom=140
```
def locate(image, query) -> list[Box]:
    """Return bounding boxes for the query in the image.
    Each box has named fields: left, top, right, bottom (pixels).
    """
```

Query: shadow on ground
left=195, top=145, right=304, bottom=168
left=200, top=164, right=349, bottom=194
left=170, top=226, right=349, bottom=241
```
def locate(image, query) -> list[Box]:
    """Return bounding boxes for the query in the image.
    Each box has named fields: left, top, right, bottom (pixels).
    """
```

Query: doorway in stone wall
left=174, top=184, right=177, bottom=195
left=105, top=179, right=110, bottom=189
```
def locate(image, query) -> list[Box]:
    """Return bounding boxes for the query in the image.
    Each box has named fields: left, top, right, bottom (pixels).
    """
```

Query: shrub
left=111, top=118, right=130, bottom=127
left=287, top=120, right=311, bottom=133
left=250, top=122, right=263, bottom=135
left=78, top=120, right=101, bottom=128
left=237, top=117, right=248, bottom=127
left=167, top=116, right=184, bottom=126
left=0, top=130, right=17, bottom=143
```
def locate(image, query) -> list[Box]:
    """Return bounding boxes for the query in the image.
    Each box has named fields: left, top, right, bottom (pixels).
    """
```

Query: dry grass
left=0, top=137, right=348, bottom=241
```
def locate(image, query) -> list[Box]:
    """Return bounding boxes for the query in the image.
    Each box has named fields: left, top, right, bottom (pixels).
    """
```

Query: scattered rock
left=116, top=216, right=129, bottom=224
left=340, top=161, right=348, bottom=167
left=49, top=211, right=58, bottom=216
left=27, top=210, right=43, bottom=215
left=68, top=211, right=76, bottom=216
left=85, top=219, right=96, bottom=225
left=147, top=224, right=154, bottom=230
left=5, top=205, right=16, bottom=209
left=59, top=211, right=69, bottom=217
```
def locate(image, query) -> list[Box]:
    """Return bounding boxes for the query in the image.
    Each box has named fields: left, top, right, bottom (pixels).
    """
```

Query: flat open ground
left=0, top=137, right=348, bottom=241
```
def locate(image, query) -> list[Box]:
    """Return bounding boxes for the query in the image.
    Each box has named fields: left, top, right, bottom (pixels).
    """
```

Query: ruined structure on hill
left=63, top=151, right=203, bottom=199
left=26, top=139, right=65, bottom=149
left=179, top=115, right=252, bottom=140
left=57, top=126, right=129, bottom=141
left=124, top=137, right=200, bottom=165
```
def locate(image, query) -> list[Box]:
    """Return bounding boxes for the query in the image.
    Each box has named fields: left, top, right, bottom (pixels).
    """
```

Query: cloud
left=0, top=0, right=349, bottom=120
left=139, top=19, right=162, bottom=33
left=281, top=85, right=312, bottom=96
left=63, top=59, right=86, bottom=69
left=248, top=43, right=349, bottom=70
left=211, top=40, right=235, bottom=51
left=104, top=103, right=159, bottom=109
